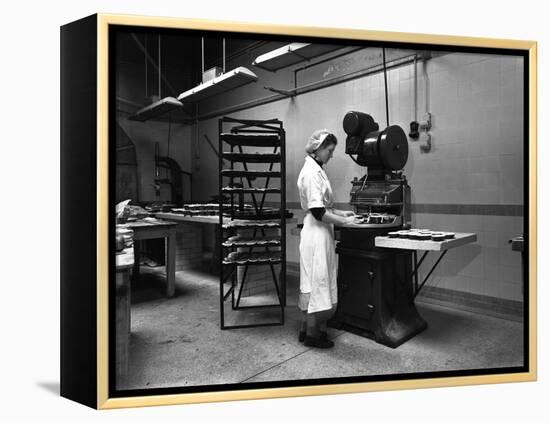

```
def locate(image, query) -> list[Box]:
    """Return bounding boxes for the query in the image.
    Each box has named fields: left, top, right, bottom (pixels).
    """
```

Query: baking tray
left=222, top=220, right=281, bottom=229
left=222, top=235, right=281, bottom=247
left=223, top=251, right=282, bottom=265
left=220, top=133, right=281, bottom=147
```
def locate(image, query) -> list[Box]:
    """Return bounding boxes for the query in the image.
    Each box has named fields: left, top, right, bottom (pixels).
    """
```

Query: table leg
left=166, top=231, right=176, bottom=297
left=413, top=250, right=418, bottom=294
left=133, top=241, right=140, bottom=281
left=115, top=269, right=130, bottom=389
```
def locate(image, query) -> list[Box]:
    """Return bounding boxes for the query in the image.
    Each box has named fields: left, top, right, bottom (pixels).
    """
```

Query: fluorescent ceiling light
left=128, top=97, right=183, bottom=122
left=177, top=67, right=258, bottom=102
left=252, top=43, right=342, bottom=71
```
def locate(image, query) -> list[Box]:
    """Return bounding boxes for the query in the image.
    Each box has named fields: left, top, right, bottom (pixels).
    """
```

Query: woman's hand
left=322, top=210, right=361, bottom=226
left=342, top=215, right=360, bottom=225
left=333, top=209, right=356, bottom=218
left=343, top=215, right=355, bottom=225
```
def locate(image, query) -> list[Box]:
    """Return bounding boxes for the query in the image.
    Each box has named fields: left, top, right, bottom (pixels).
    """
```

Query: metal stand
left=218, top=117, right=286, bottom=329
left=412, top=250, right=448, bottom=298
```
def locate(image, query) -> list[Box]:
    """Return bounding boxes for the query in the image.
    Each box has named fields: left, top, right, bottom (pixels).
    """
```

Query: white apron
left=297, top=156, right=338, bottom=313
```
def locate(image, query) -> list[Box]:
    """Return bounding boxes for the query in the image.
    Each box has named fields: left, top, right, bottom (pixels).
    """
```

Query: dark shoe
left=299, top=331, right=328, bottom=343
left=304, top=335, right=334, bottom=349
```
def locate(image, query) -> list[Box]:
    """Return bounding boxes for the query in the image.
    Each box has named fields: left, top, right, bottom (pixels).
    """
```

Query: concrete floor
left=123, top=266, right=524, bottom=390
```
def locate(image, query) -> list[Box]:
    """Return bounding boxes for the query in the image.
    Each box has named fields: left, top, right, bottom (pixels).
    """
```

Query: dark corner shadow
left=36, top=381, right=60, bottom=396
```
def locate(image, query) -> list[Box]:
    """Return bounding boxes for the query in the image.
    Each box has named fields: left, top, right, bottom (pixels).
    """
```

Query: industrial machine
left=330, top=111, right=427, bottom=348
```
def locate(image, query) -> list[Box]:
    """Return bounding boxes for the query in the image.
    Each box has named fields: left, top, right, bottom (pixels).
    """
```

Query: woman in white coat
left=297, top=129, right=357, bottom=348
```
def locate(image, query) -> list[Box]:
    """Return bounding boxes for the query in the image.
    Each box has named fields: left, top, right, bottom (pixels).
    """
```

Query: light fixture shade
left=128, top=97, right=183, bottom=122
left=252, top=42, right=342, bottom=71
left=177, top=67, right=258, bottom=102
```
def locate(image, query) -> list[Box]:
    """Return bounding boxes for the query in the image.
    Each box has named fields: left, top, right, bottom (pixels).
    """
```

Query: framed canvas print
left=60, top=13, right=537, bottom=409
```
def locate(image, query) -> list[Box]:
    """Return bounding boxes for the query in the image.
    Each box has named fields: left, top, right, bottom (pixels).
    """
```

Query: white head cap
left=305, top=129, right=330, bottom=154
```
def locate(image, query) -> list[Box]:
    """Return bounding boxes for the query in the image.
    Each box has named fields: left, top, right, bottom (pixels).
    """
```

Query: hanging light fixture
left=251, top=42, right=342, bottom=72
left=129, top=33, right=183, bottom=122
left=177, top=36, right=258, bottom=103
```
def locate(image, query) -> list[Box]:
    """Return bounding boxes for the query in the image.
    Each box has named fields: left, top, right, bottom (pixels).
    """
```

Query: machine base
left=329, top=303, right=427, bottom=348
left=330, top=244, right=427, bottom=348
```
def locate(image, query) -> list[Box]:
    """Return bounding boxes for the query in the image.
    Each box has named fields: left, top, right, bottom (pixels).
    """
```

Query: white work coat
left=297, top=155, right=338, bottom=313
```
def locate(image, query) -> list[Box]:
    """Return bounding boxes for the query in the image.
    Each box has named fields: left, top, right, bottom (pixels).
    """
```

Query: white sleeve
left=303, top=172, right=325, bottom=209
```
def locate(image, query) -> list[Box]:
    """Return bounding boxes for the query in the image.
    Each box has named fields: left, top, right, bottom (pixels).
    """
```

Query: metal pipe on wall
left=223, top=38, right=226, bottom=73
left=201, top=37, right=205, bottom=75
left=158, top=34, right=162, bottom=99
left=413, top=55, right=418, bottom=122
left=382, top=48, right=390, bottom=127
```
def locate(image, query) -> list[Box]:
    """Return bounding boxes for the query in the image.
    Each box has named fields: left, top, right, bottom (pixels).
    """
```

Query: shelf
left=222, top=152, right=281, bottom=163
left=375, top=232, right=477, bottom=252
left=221, top=170, right=281, bottom=178
left=222, top=186, right=280, bottom=194
left=223, top=251, right=282, bottom=265
left=177, top=67, right=258, bottom=102
left=220, top=133, right=281, bottom=147
left=218, top=116, right=286, bottom=329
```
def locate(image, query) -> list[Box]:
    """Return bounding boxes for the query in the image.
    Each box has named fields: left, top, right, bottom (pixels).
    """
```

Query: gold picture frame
left=60, top=13, right=537, bottom=409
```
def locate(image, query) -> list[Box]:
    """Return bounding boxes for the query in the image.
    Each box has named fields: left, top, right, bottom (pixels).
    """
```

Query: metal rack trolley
left=218, top=117, right=286, bottom=329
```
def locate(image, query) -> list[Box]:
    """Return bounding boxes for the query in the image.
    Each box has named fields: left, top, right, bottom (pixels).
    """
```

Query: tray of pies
left=223, top=251, right=282, bottom=265
left=222, top=235, right=281, bottom=247
left=341, top=214, right=401, bottom=228
left=222, top=219, right=281, bottom=229
left=386, top=229, right=456, bottom=241
left=375, top=231, right=475, bottom=252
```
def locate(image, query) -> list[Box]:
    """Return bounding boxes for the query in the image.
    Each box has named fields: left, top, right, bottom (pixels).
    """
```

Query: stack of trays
left=387, top=229, right=455, bottom=241
left=171, top=203, right=254, bottom=216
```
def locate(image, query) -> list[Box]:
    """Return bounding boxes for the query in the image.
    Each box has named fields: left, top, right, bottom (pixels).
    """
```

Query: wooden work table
left=154, top=212, right=297, bottom=226
left=119, top=219, right=178, bottom=298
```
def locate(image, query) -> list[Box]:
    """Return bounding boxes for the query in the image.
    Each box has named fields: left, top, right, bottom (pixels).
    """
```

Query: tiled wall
left=412, top=214, right=524, bottom=301
left=192, top=51, right=525, bottom=303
